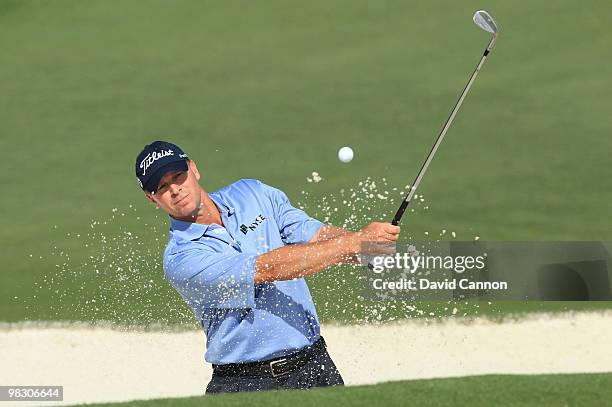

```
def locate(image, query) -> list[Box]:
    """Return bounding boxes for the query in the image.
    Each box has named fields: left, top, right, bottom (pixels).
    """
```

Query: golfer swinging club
left=135, top=141, right=400, bottom=393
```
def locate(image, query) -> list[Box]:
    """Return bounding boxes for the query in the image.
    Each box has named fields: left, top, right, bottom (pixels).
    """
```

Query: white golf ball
left=338, top=146, right=354, bottom=163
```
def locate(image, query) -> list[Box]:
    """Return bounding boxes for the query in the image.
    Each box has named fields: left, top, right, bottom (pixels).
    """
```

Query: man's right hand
left=347, top=222, right=400, bottom=256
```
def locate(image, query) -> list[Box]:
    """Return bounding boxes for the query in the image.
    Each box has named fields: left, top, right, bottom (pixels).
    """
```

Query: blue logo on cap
left=140, top=149, right=175, bottom=176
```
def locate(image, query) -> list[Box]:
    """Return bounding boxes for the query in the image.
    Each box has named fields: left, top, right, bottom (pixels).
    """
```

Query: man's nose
left=169, top=183, right=181, bottom=195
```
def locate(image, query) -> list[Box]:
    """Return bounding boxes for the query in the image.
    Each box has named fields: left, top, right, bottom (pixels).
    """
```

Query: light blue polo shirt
left=163, top=179, right=324, bottom=364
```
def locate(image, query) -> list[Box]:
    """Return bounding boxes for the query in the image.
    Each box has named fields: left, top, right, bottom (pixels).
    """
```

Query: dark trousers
left=206, top=340, right=344, bottom=394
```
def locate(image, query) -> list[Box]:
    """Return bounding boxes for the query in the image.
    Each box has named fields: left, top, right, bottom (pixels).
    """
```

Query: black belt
left=212, top=337, right=327, bottom=378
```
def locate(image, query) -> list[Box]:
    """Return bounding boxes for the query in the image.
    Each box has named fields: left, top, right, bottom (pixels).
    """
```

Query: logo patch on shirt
left=240, top=214, right=266, bottom=235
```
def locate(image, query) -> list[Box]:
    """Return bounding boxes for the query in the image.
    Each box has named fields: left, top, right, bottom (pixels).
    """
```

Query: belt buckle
left=269, top=358, right=289, bottom=378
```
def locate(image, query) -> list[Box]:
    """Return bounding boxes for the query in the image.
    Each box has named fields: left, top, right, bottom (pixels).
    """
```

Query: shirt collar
left=168, top=192, right=235, bottom=241
left=169, top=217, right=211, bottom=241
left=209, top=192, right=235, bottom=216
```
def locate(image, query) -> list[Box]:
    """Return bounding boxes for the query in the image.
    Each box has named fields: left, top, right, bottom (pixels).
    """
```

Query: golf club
left=391, top=10, right=499, bottom=226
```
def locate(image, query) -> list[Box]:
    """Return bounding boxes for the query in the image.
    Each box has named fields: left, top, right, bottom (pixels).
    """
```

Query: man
left=135, top=141, right=400, bottom=394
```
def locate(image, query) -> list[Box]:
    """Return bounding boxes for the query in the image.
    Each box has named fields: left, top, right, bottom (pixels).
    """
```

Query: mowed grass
left=74, top=373, right=612, bottom=407
left=0, top=0, right=611, bottom=322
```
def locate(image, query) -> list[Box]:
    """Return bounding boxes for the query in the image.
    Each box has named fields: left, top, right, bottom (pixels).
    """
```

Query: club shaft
left=392, top=36, right=496, bottom=226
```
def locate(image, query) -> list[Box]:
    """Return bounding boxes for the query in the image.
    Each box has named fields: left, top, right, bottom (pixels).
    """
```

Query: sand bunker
left=2, top=311, right=612, bottom=405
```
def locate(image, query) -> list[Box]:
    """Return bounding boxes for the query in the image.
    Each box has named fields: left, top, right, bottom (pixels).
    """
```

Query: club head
left=473, top=10, right=498, bottom=34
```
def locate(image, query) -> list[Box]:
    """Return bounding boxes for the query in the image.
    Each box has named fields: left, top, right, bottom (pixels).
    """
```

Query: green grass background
left=1, top=0, right=611, bottom=323
left=74, top=373, right=612, bottom=407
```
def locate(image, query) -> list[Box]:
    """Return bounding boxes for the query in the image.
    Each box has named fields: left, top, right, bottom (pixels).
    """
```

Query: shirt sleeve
left=256, top=180, right=323, bottom=244
left=164, top=248, right=257, bottom=309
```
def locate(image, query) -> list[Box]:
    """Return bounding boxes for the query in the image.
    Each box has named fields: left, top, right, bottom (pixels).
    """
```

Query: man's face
left=145, top=160, right=203, bottom=219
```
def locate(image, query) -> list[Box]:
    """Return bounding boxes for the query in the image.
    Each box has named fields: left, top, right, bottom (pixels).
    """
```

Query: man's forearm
left=309, top=225, right=351, bottom=242
left=254, top=234, right=356, bottom=284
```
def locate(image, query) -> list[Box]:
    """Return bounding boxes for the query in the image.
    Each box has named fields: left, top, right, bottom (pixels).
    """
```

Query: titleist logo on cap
left=140, top=149, right=174, bottom=176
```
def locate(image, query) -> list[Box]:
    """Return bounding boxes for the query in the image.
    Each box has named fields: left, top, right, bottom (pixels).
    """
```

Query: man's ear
left=144, top=191, right=160, bottom=208
left=188, top=160, right=201, bottom=181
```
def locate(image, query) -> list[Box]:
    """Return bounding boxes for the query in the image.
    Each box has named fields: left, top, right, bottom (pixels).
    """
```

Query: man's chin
left=174, top=204, right=198, bottom=219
